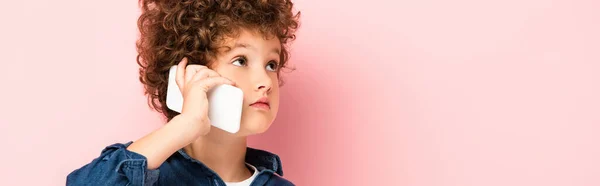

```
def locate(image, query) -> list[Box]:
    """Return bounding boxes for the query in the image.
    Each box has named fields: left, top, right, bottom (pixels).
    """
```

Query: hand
left=175, top=58, right=235, bottom=137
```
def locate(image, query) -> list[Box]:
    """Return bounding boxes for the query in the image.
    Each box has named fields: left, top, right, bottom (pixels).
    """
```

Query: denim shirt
left=67, top=142, right=294, bottom=186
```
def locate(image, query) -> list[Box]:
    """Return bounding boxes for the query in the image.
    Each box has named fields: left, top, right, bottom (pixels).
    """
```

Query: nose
left=253, top=69, right=272, bottom=95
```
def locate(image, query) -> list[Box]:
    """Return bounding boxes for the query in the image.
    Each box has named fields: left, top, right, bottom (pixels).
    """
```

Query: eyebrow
left=227, top=42, right=280, bottom=55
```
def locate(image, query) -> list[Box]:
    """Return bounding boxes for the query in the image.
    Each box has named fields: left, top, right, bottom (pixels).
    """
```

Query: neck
left=183, top=127, right=252, bottom=182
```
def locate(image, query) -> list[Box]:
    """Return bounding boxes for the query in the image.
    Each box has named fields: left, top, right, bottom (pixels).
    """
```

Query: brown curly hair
left=136, top=0, right=300, bottom=121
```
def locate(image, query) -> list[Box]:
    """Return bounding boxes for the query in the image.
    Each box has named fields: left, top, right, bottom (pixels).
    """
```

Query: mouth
left=250, top=97, right=270, bottom=110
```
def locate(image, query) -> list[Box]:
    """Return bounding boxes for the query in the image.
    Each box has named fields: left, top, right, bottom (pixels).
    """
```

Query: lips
left=250, top=97, right=270, bottom=110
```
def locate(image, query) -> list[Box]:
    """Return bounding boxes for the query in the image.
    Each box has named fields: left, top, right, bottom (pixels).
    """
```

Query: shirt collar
left=176, top=147, right=284, bottom=176
left=244, top=147, right=284, bottom=176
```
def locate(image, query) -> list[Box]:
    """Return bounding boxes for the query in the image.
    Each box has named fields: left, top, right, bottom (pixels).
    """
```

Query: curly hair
left=135, top=0, right=300, bottom=121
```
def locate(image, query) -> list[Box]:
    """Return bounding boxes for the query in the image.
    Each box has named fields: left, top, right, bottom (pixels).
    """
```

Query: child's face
left=210, top=29, right=281, bottom=136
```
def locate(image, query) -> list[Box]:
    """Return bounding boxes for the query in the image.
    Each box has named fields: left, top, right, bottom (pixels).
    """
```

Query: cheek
left=214, top=66, right=240, bottom=82
left=270, top=74, right=280, bottom=99
left=212, top=67, right=253, bottom=104
left=270, top=87, right=280, bottom=113
left=215, top=67, right=249, bottom=89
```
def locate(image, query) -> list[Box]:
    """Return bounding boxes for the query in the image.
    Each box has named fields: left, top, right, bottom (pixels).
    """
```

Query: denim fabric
left=67, top=142, right=294, bottom=186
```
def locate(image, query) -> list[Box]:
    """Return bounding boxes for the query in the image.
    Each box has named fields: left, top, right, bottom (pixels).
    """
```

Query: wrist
left=166, top=114, right=205, bottom=144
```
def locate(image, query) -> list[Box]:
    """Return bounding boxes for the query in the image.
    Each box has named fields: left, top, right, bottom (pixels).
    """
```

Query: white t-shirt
left=225, top=163, right=259, bottom=186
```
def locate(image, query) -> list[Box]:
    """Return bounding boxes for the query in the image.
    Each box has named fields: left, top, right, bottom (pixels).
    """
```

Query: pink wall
left=1, top=0, right=599, bottom=185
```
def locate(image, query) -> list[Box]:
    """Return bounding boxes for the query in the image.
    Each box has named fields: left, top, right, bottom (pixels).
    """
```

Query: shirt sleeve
left=66, top=142, right=160, bottom=186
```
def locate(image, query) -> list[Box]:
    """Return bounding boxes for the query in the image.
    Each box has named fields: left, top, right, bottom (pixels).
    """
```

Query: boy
left=67, top=0, right=300, bottom=185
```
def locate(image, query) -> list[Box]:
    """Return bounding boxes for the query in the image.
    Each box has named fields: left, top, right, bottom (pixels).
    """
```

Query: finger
left=175, top=58, right=188, bottom=91
left=190, top=68, right=221, bottom=83
left=184, top=65, right=208, bottom=85
left=194, top=77, right=236, bottom=92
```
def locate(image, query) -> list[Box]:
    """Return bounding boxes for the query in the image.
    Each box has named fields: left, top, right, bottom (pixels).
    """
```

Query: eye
left=266, top=61, right=279, bottom=72
left=232, top=56, right=247, bottom=67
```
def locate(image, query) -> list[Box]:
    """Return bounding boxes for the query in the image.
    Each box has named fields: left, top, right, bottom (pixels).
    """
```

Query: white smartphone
left=166, top=65, right=243, bottom=133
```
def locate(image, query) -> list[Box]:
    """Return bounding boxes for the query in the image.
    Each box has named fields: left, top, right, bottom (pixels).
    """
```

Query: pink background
left=1, top=0, right=599, bottom=185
